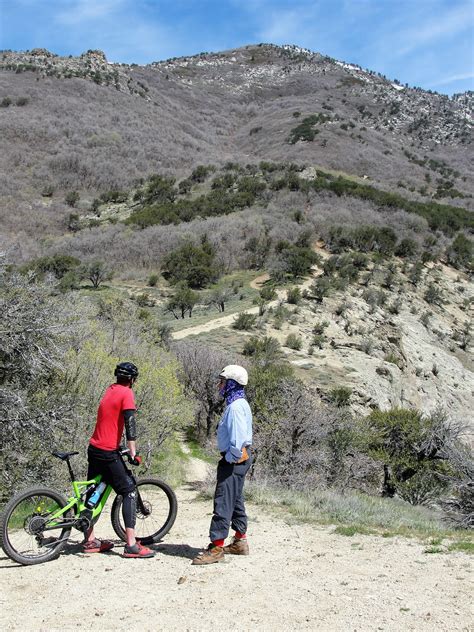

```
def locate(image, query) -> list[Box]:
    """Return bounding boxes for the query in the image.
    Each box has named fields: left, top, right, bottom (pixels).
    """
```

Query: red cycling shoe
left=82, top=538, right=114, bottom=553
left=123, top=542, right=155, bottom=558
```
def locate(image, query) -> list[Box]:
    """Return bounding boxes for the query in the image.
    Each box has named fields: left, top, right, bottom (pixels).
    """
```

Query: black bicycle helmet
left=114, top=362, right=139, bottom=379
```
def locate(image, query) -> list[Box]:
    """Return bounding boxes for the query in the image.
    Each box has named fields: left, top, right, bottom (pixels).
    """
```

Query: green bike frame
left=43, top=475, right=113, bottom=529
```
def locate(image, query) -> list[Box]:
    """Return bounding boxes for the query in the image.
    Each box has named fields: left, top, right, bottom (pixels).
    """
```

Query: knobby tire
left=111, top=477, right=178, bottom=545
left=0, top=487, right=72, bottom=566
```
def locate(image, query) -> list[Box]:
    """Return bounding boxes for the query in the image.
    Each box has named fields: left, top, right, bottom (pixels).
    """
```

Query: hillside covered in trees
left=0, top=44, right=472, bottom=530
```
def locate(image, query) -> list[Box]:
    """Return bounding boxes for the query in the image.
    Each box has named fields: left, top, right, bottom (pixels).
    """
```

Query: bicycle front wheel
left=111, top=478, right=178, bottom=545
left=0, top=487, right=72, bottom=565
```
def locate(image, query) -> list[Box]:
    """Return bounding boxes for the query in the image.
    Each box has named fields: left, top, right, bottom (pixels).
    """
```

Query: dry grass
left=199, top=478, right=474, bottom=542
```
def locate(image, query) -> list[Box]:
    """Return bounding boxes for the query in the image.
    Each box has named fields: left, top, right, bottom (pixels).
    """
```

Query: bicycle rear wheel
left=0, top=487, right=72, bottom=565
left=111, top=478, right=178, bottom=545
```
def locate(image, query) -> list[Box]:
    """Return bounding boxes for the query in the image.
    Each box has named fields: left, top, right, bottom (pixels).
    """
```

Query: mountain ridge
left=0, top=42, right=472, bottom=455
left=0, top=43, right=472, bottom=212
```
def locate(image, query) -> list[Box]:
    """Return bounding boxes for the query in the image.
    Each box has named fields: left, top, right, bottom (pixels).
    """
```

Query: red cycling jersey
left=90, top=384, right=136, bottom=451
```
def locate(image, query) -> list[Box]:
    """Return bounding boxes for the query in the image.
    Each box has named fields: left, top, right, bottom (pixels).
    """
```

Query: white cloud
left=427, top=72, right=474, bottom=88
left=259, top=8, right=312, bottom=42
left=394, top=3, right=474, bottom=57
left=56, top=0, right=125, bottom=26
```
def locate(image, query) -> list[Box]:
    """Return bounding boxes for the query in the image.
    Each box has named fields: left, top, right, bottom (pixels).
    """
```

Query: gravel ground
left=1, top=474, right=472, bottom=632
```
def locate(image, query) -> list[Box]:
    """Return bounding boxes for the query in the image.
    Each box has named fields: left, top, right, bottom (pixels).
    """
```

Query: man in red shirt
left=84, top=362, right=154, bottom=558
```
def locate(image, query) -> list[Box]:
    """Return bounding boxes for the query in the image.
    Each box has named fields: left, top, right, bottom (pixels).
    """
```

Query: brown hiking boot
left=192, top=543, right=224, bottom=565
left=223, top=537, right=249, bottom=555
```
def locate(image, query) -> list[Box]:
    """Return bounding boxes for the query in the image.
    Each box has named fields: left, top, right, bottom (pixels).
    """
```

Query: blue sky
left=0, top=0, right=473, bottom=95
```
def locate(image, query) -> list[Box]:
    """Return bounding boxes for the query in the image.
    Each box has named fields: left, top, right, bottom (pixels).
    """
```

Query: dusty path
left=1, top=471, right=472, bottom=631
left=172, top=274, right=316, bottom=341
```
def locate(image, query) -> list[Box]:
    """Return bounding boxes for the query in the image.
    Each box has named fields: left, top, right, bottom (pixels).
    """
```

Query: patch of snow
left=282, top=44, right=313, bottom=57
left=335, top=61, right=361, bottom=72
left=392, top=83, right=404, bottom=91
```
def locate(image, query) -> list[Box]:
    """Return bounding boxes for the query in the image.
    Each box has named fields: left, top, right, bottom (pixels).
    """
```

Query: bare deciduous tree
left=174, top=342, right=239, bottom=439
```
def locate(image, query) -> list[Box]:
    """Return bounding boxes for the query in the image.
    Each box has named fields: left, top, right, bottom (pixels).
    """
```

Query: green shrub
left=232, top=312, right=257, bottom=330
left=424, top=283, right=444, bottom=306
left=446, top=233, right=473, bottom=270
left=242, top=336, right=281, bottom=364
left=313, top=320, right=329, bottom=335
left=420, top=311, right=432, bottom=328
left=311, top=333, right=327, bottom=349
left=260, top=286, right=277, bottom=301
left=359, top=408, right=454, bottom=503
left=65, top=190, right=80, bottom=207
left=287, top=287, right=301, bottom=304
left=311, top=276, right=332, bottom=301
left=27, top=253, right=81, bottom=279
left=141, top=174, right=176, bottom=205
left=100, top=189, right=128, bottom=203
left=148, top=273, right=159, bottom=287
left=388, top=298, right=402, bottom=315
left=293, top=210, right=304, bottom=224
left=90, top=198, right=101, bottom=213
left=408, top=262, right=424, bottom=286
left=66, top=212, right=80, bottom=232
left=161, top=238, right=218, bottom=289
left=41, top=184, right=54, bottom=197
left=285, top=333, right=302, bottom=350
left=384, top=353, right=402, bottom=368
left=135, top=293, right=152, bottom=307
left=178, top=178, right=192, bottom=194
left=288, top=113, right=331, bottom=144
left=395, top=238, right=418, bottom=258
left=277, top=245, right=319, bottom=280
left=58, top=270, right=81, bottom=292
left=362, top=288, right=387, bottom=310
left=190, top=164, right=214, bottom=183
left=328, top=386, right=352, bottom=407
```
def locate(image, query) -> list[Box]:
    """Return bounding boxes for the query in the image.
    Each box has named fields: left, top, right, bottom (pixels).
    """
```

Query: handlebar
left=119, top=447, right=142, bottom=466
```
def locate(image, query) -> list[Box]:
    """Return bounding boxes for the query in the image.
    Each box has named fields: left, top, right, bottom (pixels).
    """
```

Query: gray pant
left=209, top=454, right=252, bottom=542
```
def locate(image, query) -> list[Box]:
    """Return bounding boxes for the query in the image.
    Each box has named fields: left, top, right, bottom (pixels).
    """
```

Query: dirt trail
left=1, top=454, right=472, bottom=631
left=172, top=274, right=316, bottom=341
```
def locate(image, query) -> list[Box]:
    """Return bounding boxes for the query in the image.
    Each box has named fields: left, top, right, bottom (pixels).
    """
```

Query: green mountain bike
left=0, top=448, right=178, bottom=565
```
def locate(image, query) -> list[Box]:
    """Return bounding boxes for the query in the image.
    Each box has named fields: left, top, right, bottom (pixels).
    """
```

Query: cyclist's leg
left=106, top=456, right=137, bottom=546
left=84, top=446, right=105, bottom=543
left=84, top=446, right=121, bottom=551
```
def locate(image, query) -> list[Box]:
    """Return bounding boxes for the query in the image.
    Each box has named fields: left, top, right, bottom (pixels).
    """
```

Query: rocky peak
left=80, top=49, right=107, bottom=63
left=0, top=48, right=147, bottom=98
left=29, top=48, right=57, bottom=58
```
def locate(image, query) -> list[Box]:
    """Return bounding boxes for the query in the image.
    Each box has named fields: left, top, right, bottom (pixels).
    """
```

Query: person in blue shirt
left=193, top=365, right=253, bottom=565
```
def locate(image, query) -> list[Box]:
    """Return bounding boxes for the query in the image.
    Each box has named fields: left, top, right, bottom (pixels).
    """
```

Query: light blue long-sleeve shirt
left=217, top=398, right=253, bottom=463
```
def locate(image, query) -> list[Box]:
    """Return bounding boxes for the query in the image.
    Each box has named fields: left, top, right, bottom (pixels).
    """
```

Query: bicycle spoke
left=135, top=484, right=170, bottom=539
left=111, top=478, right=177, bottom=543
left=4, top=492, right=71, bottom=562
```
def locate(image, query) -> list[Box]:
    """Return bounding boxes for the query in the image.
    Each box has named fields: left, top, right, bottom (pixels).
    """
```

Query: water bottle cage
left=85, top=482, right=107, bottom=509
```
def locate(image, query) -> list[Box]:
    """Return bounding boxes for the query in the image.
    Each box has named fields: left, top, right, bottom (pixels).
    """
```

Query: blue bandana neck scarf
left=220, top=378, right=246, bottom=405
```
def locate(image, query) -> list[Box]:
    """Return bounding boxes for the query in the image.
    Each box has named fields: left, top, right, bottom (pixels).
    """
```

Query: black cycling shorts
left=87, top=444, right=135, bottom=495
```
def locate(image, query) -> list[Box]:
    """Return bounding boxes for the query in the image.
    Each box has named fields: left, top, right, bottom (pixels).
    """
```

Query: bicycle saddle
left=52, top=450, right=79, bottom=461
